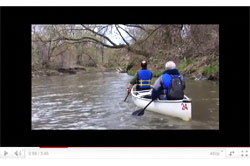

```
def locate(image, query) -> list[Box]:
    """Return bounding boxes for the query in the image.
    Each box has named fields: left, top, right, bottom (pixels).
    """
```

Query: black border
left=1, top=7, right=249, bottom=147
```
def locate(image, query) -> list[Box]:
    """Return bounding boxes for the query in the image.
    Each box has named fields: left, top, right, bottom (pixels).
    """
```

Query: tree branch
left=33, top=25, right=155, bottom=57
left=54, top=46, right=68, bottom=57
left=138, top=25, right=163, bottom=44
left=123, top=24, right=146, bottom=31
left=81, top=24, right=118, bottom=46
left=115, top=25, right=130, bottom=46
left=33, top=36, right=127, bottom=49
left=117, top=25, right=137, bottom=42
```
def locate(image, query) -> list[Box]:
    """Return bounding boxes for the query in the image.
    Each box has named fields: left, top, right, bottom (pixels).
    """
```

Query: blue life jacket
left=160, top=73, right=180, bottom=100
left=137, top=69, right=152, bottom=89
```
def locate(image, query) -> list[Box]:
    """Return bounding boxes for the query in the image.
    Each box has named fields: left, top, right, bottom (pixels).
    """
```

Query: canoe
left=131, top=85, right=192, bottom=121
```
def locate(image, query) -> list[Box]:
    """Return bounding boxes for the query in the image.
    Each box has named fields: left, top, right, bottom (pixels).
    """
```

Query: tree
left=32, top=24, right=163, bottom=58
left=32, top=25, right=69, bottom=68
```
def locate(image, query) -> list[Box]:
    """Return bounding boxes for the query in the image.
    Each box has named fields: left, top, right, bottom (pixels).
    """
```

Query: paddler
left=127, top=60, right=153, bottom=94
left=151, top=61, right=186, bottom=100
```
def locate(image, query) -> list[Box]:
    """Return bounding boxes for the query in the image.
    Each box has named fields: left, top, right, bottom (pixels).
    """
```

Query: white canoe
left=131, top=85, right=192, bottom=121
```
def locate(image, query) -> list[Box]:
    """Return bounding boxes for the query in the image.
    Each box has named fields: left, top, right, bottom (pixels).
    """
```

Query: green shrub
left=177, top=58, right=193, bottom=71
left=202, top=62, right=219, bottom=76
left=152, top=70, right=164, bottom=77
left=157, top=52, right=165, bottom=57
left=127, top=70, right=137, bottom=76
left=128, top=70, right=165, bottom=78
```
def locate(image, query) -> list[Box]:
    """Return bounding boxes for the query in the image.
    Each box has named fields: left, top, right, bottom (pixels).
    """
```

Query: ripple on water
left=33, top=93, right=81, bottom=99
left=71, top=101, right=82, bottom=104
left=37, top=102, right=62, bottom=106
left=32, top=73, right=218, bottom=130
left=80, top=112, right=92, bottom=116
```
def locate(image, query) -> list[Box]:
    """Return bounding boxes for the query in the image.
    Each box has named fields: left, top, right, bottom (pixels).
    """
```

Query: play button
left=0, top=148, right=12, bottom=158
left=0, top=148, right=24, bottom=158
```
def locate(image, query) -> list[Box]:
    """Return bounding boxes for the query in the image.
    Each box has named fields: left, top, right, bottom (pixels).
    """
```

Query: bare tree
left=33, top=24, right=163, bottom=58
left=32, top=25, right=69, bottom=68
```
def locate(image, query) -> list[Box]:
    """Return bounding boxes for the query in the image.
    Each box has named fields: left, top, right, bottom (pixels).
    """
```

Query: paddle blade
left=124, top=95, right=129, bottom=102
left=137, top=110, right=145, bottom=116
left=132, top=109, right=144, bottom=116
left=124, top=90, right=130, bottom=102
left=132, top=99, right=154, bottom=116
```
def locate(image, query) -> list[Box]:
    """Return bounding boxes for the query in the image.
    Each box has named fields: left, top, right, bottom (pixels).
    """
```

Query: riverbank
left=128, top=69, right=218, bottom=81
left=127, top=56, right=219, bottom=81
left=32, top=65, right=114, bottom=78
left=32, top=57, right=219, bottom=82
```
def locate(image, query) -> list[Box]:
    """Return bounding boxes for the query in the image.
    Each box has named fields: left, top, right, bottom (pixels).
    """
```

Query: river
left=32, top=72, right=219, bottom=130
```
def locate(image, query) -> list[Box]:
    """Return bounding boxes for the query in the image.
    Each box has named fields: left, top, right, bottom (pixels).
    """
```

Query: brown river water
left=32, top=72, right=219, bottom=130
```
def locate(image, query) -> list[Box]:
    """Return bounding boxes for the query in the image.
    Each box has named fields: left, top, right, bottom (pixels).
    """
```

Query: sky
left=108, top=25, right=130, bottom=45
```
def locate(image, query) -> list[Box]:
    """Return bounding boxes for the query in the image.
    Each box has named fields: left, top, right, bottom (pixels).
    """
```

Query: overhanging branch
left=115, top=25, right=130, bottom=46
left=81, top=25, right=118, bottom=46
left=117, top=25, right=137, bottom=42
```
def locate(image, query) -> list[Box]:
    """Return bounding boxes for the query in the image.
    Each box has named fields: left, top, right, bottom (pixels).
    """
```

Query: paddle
left=124, top=91, right=130, bottom=102
left=124, top=88, right=131, bottom=102
left=132, top=99, right=154, bottom=116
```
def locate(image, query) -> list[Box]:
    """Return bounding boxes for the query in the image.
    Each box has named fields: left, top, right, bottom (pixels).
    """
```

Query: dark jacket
left=151, top=69, right=185, bottom=100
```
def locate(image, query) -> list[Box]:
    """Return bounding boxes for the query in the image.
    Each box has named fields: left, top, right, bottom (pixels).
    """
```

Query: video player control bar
left=0, top=148, right=249, bottom=159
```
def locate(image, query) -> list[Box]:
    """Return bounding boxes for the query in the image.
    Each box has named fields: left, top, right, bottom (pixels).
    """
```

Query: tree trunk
left=101, top=46, right=104, bottom=64
left=77, top=54, right=82, bottom=65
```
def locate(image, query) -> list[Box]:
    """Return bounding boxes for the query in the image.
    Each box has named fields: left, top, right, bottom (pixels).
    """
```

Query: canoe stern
left=131, top=88, right=192, bottom=121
